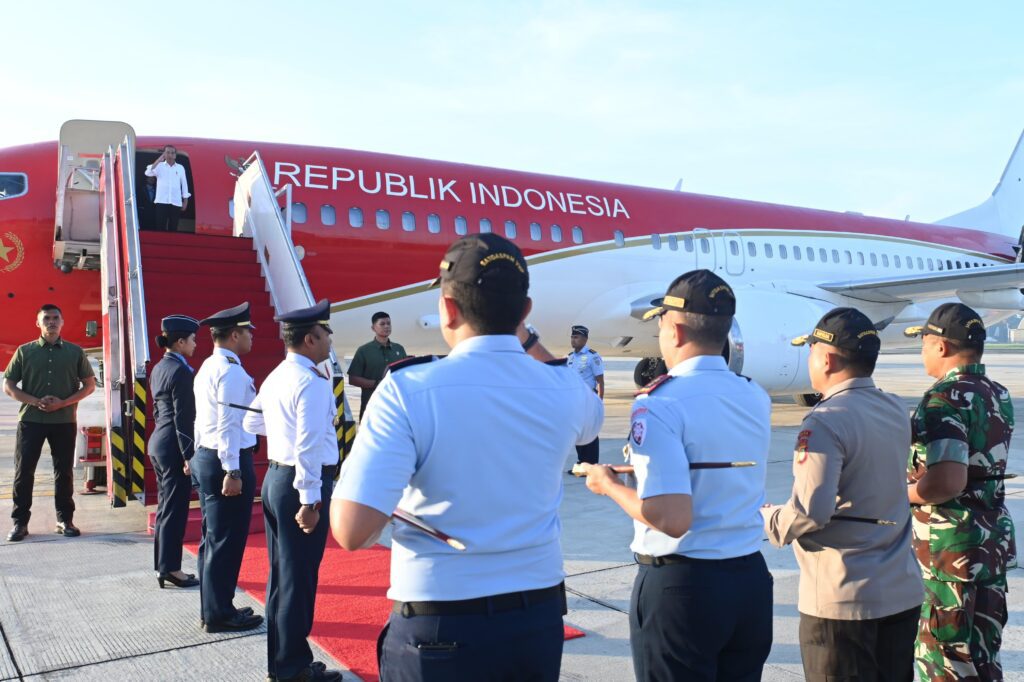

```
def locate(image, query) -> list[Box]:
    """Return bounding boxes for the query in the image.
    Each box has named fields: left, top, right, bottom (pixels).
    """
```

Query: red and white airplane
left=1, top=122, right=1022, bottom=402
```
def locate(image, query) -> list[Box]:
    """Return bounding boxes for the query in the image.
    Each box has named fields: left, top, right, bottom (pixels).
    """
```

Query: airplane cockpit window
left=455, top=216, right=468, bottom=235
left=292, top=202, right=308, bottom=224
left=505, top=220, right=517, bottom=239
left=376, top=209, right=390, bottom=230
left=571, top=226, right=583, bottom=244
left=321, top=205, right=336, bottom=226
left=402, top=211, right=416, bottom=232
left=0, top=173, right=28, bottom=200
left=551, top=225, right=563, bottom=242
left=955, top=260, right=962, bottom=269
left=529, top=222, right=542, bottom=241
left=613, top=229, right=625, bottom=247
left=652, top=234, right=662, bottom=250
left=428, top=213, right=441, bottom=234
left=779, top=245, right=788, bottom=259
left=349, top=207, right=364, bottom=228
left=764, top=243, right=773, bottom=258
left=480, top=218, right=493, bottom=233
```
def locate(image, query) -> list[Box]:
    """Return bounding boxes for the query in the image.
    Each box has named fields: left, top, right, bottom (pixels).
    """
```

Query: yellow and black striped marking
left=108, top=425, right=128, bottom=508
left=332, top=377, right=357, bottom=474
left=130, top=378, right=148, bottom=498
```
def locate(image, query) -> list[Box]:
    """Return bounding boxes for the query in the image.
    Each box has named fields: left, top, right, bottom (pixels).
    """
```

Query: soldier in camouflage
left=905, top=302, right=1015, bottom=682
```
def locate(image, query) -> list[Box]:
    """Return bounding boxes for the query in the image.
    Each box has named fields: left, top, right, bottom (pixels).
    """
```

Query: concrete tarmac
left=1, top=353, right=1023, bottom=680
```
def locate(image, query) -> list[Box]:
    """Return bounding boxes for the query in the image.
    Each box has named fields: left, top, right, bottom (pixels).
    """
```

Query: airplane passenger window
left=806, top=247, right=814, bottom=262
left=652, top=234, right=662, bottom=250
left=779, top=245, right=788, bottom=259
left=428, top=213, right=441, bottom=234
left=927, top=258, right=934, bottom=270
left=831, top=249, right=839, bottom=263
left=505, top=220, right=517, bottom=239
left=228, top=200, right=234, bottom=219
left=321, top=205, right=336, bottom=226
left=375, top=209, right=390, bottom=230
left=844, top=250, right=852, bottom=264
left=894, top=255, right=901, bottom=268
left=881, top=255, right=889, bottom=267
left=946, top=259, right=953, bottom=270
left=667, top=235, right=678, bottom=250
left=819, top=248, right=828, bottom=262
left=551, top=224, right=563, bottom=242
left=530, top=222, right=542, bottom=241
left=870, top=253, right=877, bottom=266
left=955, top=260, right=962, bottom=269
left=455, top=216, right=468, bottom=235
left=571, top=226, right=583, bottom=244
left=292, top=203, right=308, bottom=224
left=730, top=240, right=739, bottom=256
left=857, top=252, right=865, bottom=265
left=700, top=238, right=710, bottom=254
left=614, top=229, right=625, bottom=247
left=747, top=242, right=757, bottom=257
left=349, top=207, right=364, bottom=228
left=764, top=243, right=773, bottom=258
left=0, top=173, right=28, bottom=200
left=683, top=235, right=694, bottom=252
left=793, top=246, right=802, bottom=261
left=480, top=218, right=492, bottom=233
left=402, top=211, right=416, bottom=232
left=917, top=257, right=924, bottom=269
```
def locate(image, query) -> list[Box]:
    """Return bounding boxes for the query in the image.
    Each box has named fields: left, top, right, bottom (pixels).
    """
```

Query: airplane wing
left=819, top=263, right=1024, bottom=304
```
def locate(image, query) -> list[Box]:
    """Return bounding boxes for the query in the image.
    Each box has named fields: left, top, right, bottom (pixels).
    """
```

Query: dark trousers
left=800, top=606, right=919, bottom=682
left=378, top=591, right=565, bottom=682
left=12, top=421, right=77, bottom=525
left=263, top=462, right=335, bottom=679
left=151, top=448, right=192, bottom=573
left=575, top=436, right=599, bottom=465
left=630, top=552, right=773, bottom=682
left=192, top=446, right=255, bottom=624
left=153, top=203, right=181, bottom=232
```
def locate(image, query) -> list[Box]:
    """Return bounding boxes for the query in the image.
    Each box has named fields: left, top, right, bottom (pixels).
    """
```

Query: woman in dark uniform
left=150, top=315, right=200, bottom=588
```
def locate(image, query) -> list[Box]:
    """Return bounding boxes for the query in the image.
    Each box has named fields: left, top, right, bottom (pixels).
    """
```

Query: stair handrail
left=114, top=138, right=150, bottom=376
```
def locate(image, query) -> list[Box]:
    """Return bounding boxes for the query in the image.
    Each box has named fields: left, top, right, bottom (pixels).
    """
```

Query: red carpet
left=185, top=536, right=585, bottom=682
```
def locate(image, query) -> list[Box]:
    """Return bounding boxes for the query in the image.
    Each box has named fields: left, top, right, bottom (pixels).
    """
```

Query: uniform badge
left=795, top=429, right=811, bottom=464
left=631, top=419, right=647, bottom=447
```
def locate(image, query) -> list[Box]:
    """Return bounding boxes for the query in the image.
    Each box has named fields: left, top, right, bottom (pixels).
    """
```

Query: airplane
left=1, top=120, right=1022, bottom=412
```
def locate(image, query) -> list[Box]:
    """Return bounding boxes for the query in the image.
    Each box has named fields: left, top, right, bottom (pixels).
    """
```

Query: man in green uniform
left=3, top=304, right=96, bottom=541
left=347, top=311, right=406, bottom=419
left=905, top=302, right=1015, bottom=681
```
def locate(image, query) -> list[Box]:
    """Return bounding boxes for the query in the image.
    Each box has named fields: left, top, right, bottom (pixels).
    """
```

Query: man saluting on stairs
left=144, top=145, right=190, bottom=232
left=192, top=302, right=263, bottom=633
left=243, top=299, right=344, bottom=682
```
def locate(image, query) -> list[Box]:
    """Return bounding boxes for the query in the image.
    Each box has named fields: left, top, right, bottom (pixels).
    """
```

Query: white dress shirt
left=193, top=347, right=257, bottom=470
left=144, top=161, right=191, bottom=207
left=336, top=334, right=604, bottom=602
left=628, top=355, right=771, bottom=559
left=243, top=353, right=337, bottom=504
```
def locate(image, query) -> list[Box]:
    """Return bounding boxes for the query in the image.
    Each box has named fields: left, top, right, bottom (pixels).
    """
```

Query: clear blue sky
left=6, top=2, right=1024, bottom=223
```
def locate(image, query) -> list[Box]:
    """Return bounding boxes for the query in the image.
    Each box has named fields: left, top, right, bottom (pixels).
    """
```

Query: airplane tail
left=937, top=129, right=1024, bottom=255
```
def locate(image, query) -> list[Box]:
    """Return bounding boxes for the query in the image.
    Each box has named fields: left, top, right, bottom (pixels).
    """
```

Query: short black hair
left=163, top=144, right=177, bottom=153
left=831, top=346, right=878, bottom=377
left=38, top=304, right=62, bottom=315
left=942, top=337, right=985, bottom=361
left=156, top=331, right=192, bottom=349
left=371, top=311, right=390, bottom=324
left=678, top=311, right=732, bottom=349
left=442, top=281, right=527, bottom=335
left=284, top=324, right=318, bottom=349
left=211, top=327, right=237, bottom=343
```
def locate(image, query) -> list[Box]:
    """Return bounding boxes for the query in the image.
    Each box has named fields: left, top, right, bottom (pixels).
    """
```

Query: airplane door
left=693, top=228, right=716, bottom=270
left=723, top=231, right=745, bottom=275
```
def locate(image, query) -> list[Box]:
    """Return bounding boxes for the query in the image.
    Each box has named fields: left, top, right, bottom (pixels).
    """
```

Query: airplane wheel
left=634, top=358, right=668, bottom=388
left=794, top=393, right=822, bottom=407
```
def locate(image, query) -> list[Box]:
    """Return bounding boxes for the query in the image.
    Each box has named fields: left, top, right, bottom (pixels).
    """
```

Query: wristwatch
left=302, top=502, right=322, bottom=511
left=522, top=323, right=540, bottom=352
left=226, top=469, right=242, bottom=480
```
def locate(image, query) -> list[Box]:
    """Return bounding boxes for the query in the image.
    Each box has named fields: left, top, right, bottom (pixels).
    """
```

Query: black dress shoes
left=203, top=611, right=263, bottom=633
left=271, top=661, right=343, bottom=681
left=200, top=606, right=255, bottom=628
left=6, top=525, right=28, bottom=542
left=55, top=522, right=80, bottom=537
left=157, top=573, right=199, bottom=589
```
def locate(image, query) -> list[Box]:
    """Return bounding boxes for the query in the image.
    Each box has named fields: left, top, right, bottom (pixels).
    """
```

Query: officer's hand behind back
left=222, top=475, right=242, bottom=497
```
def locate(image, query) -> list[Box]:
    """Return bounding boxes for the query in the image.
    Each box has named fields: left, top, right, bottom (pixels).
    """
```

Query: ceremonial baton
left=392, top=509, right=466, bottom=551
left=219, top=402, right=262, bottom=413
left=831, top=515, right=898, bottom=526
left=572, top=461, right=756, bottom=477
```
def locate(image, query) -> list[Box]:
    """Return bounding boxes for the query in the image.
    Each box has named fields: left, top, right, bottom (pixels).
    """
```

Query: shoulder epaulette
left=738, top=374, right=752, bottom=382
left=226, top=357, right=239, bottom=365
left=635, top=374, right=672, bottom=396
left=586, top=348, right=598, bottom=354
left=545, top=358, right=568, bottom=367
left=387, top=355, right=440, bottom=373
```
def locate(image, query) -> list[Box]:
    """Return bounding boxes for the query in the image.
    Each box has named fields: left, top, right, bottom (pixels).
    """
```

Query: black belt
left=268, top=461, right=335, bottom=473
left=634, top=552, right=757, bottom=567
left=392, top=582, right=566, bottom=617
left=196, top=445, right=255, bottom=455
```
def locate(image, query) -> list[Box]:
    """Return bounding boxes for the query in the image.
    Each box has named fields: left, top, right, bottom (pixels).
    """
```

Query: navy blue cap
left=160, top=314, right=199, bottom=335
left=571, top=325, right=589, bottom=337
left=274, top=299, right=333, bottom=333
left=199, top=302, right=255, bottom=330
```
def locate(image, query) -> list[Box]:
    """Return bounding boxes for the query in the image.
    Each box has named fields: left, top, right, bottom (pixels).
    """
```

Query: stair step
left=144, top=260, right=259, bottom=277
left=139, top=232, right=252, bottom=249
left=142, top=246, right=257, bottom=265
left=142, top=272, right=266, bottom=292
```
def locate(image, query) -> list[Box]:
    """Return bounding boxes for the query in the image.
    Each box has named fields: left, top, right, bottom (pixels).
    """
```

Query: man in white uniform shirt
left=330, top=234, right=603, bottom=682
left=243, top=299, right=342, bottom=682
left=566, top=324, right=604, bottom=468
left=583, top=269, right=773, bottom=682
left=192, top=302, right=262, bottom=633
left=144, top=145, right=190, bottom=232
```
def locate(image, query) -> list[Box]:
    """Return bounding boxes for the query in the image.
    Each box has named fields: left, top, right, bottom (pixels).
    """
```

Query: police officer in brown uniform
left=763, top=308, right=924, bottom=681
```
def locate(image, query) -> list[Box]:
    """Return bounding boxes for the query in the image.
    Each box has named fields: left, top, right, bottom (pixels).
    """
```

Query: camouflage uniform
left=908, top=364, right=1015, bottom=681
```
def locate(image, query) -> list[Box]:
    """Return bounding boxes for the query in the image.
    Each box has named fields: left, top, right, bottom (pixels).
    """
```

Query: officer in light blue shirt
left=583, top=269, right=773, bottom=682
left=567, top=325, right=604, bottom=468
left=331, top=234, right=604, bottom=682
